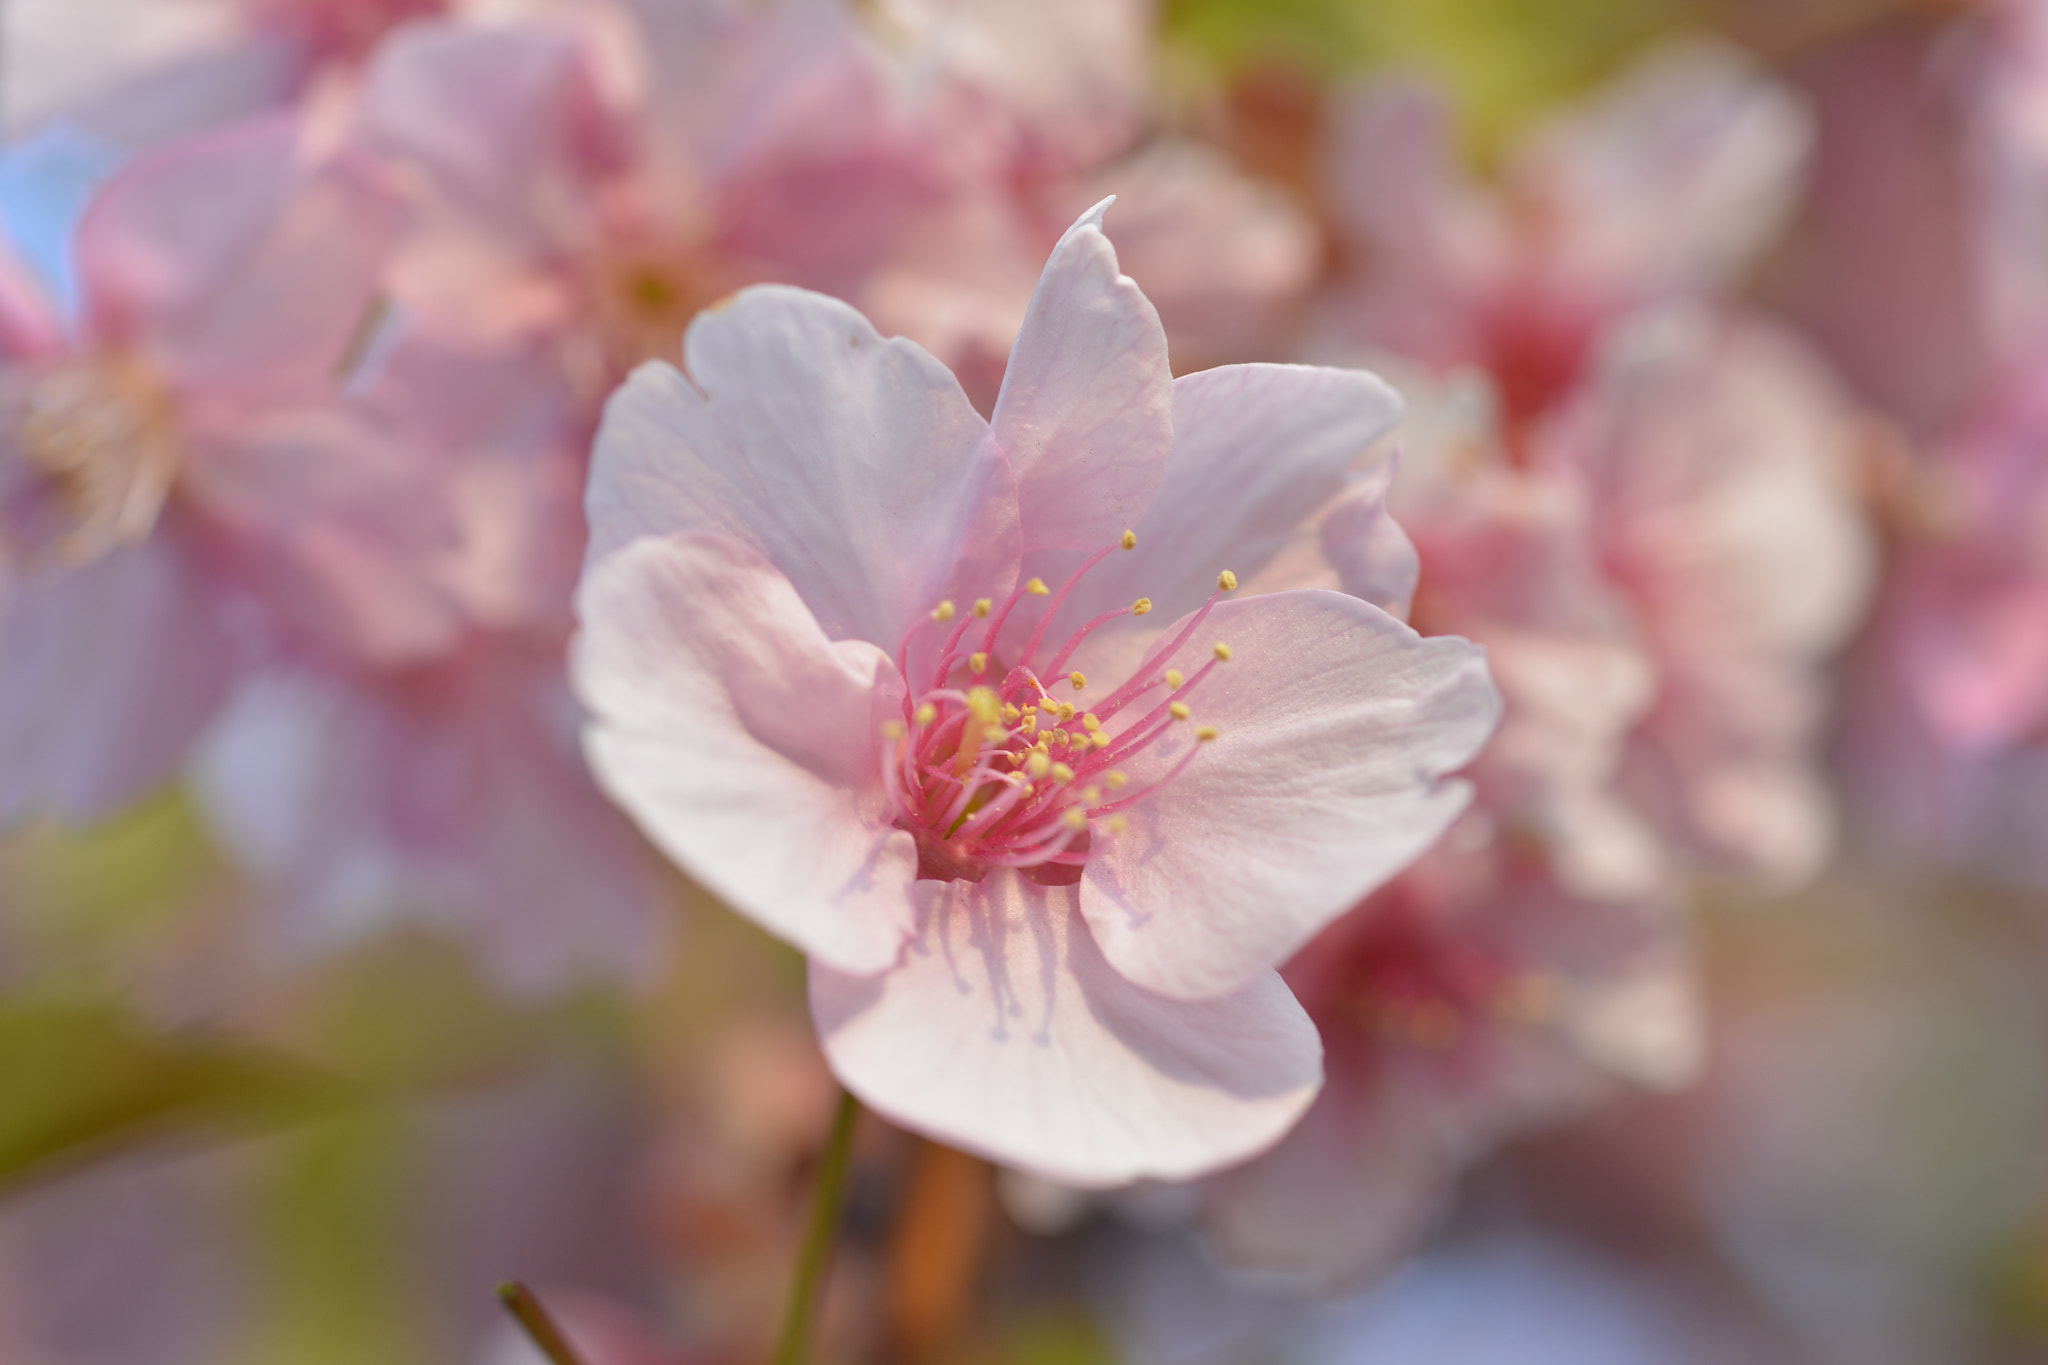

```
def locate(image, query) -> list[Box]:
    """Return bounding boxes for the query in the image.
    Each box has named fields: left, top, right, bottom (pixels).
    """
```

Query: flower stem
left=496, top=1281, right=589, bottom=1365
left=771, top=1088, right=861, bottom=1365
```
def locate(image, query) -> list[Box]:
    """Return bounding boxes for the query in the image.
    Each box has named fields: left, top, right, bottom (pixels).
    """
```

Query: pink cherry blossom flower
left=196, top=629, right=658, bottom=994
left=861, top=0, right=1318, bottom=403
left=1189, top=370, right=1695, bottom=1291
left=1542, top=310, right=1876, bottom=887
left=574, top=202, right=1500, bottom=1184
left=0, top=112, right=466, bottom=824
left=187, top=315, right=660, bottom=993
left=1323, top=40, right=1810, bottom=444
left=355, top=1, right=954, bottom=406
left=1199, top=832, right=1697, bottom=1293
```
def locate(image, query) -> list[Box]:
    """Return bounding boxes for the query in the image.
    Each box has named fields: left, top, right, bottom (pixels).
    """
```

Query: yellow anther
left=1105, top=815, right=1129, bottom=836
left=969, top=651, right=989, bottom=675
left=1169, top=702, right=1191, bottom=721
left=1213, top=642, right=1233, bottom=662
left=985, top=725, right=1007, bottom=743
left=933, top=600, right=956, bottom=621
left=882, top=721, right=905, bottom=740
left=1165, top=669, right=1184, bottom=689
left=1131, top=597, right=1152, bottom=616
left=1082, top=786, right=1102, bottom=804
left=1025, top=578, right=1050, bottom=596
left=1050, top=762, right=1076, bottom=783
left=966, top=686, right=1003, bottom=723
left=1196, top=725, right=1219, bottom=742
left=1120, top=529, right=1137, bottom=551
left=1001, top=704, right=1021, bottom=724
left=1057, top=703, right=1075, bottom=723
left=1217, top=569, right=1238, bottom=592
left=1026, top=752, right=1051, bottom=778
left=1107, top=771, right=1129, bottom=789
left=1020, top=711, right=1038, bottom=735
left=1050, top=728, right=1069, bottom=747
left=914, top=703, right=938, bottom=726
left=1089, top=732, right=1111, bottom=749
left=1063, top=807, right=1088, bottom=831
left=1081, top=713, right=1102, bottom=732
left=973, top=598, right=992, bottom=618
left=1069, top=670, right=1087, bottom=691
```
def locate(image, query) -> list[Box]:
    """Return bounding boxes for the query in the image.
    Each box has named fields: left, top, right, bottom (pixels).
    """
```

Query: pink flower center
left=884, top=532, right=1239, bottom=885
left=5, top=357, right=180, bottom=567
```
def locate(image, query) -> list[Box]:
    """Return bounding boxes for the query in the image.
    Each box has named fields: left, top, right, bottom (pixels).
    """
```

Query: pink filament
left=884, top=538, right=1230, bottom=878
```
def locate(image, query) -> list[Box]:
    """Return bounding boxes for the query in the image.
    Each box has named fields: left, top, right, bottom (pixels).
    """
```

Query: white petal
left=991, top=198, right=1171, bottom=553
left=1081, top=590, right=1500, bottom=1001
left=585, top=286, right=1016, bottom=650
left=812, top=872, right=1321, bottom=1187
left=1026, top=362, right=1407, bottom=633
left=575, top=531, right=918, bottom=974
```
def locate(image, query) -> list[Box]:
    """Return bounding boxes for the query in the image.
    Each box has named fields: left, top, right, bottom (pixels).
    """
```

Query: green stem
left=771, top=1088, right=861, bottom=1365
left=496, top=1281, right=590, bottom=1365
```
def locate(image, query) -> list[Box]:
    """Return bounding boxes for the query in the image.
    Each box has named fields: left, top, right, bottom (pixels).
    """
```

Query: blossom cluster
left=2, top=1, right=2046, bottom=1362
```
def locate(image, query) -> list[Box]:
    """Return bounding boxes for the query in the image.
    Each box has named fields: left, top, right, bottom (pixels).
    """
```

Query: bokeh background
left=5, top=1, right=2048, bottom=1363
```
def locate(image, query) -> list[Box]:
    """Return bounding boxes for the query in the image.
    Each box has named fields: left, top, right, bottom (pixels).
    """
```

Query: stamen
left=1068, top=671, right=1087, bottom=691
left=1212, top=642, right=1233, bottom=662
left=1217, top=570, right=1238, bottom=592
left=1166, top=670, right=1184, bottom=689
left=933, top=600, right=956, bottom=622
left=1169, top=702, right=1191, bottom=722
left=1121, top=530, right=1138, bottom=550
left=1132, top=598, right=1152, bottom=616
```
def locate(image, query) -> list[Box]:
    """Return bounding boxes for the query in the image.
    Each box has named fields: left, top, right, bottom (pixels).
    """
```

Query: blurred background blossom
left=5, top=0, right=2048, bottom=1362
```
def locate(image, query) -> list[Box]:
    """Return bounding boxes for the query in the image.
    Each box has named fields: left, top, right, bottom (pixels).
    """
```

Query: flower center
left=883, top=531, right=1239, bottom=885
left=7, top=357, right=180, bottom=568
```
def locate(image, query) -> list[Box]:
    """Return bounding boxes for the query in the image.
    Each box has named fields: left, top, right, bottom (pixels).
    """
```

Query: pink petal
left=0, top=530, right=232, bottom=824
left=810, top=872, right=1321, bottom=1187
left=1026, top=362, right=1405, bottom=633
left=1080, top=590, right=1500, bottom=1002
left=1320, top=457, right=1420, bottom=620
left=990, top=198, right=1172, bottom=553
left=575, top=531, right=918, bottom=975
left=585, top=285, right=1017, bottom=649
left=184, top=400, right=466, bottom=668
left=76, top=113, right=397, bottom=400
left=1516, top=40, right=1811, bottom=303
left=357, top=21, right=625, bottom=262
left=0, top=233, right=65, bottom=361
left=197, top=653, right=658, bottom=996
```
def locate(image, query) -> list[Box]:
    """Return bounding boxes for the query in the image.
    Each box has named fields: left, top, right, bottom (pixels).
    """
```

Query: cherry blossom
left=575, top=202, right=1499, bottom=1184
left=0, top=112, right=464, bottom=824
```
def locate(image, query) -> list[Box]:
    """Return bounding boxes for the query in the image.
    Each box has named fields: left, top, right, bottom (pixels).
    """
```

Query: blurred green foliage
left=0, top=999, right=333, bottom=1193
left=1162, top=0, right=1696, bottom=158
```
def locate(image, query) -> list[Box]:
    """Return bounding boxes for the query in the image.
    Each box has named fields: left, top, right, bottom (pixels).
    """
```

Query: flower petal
left=811, top=871, right=1321, bottom=1187
left=585, top=286, right=1017, bottom=650
left=358, top=21, right=625, bottom=262
left=0, top=529, right=232, bottom=824
left=77, top=114, right=397, bottom=400
left=991, top=197, right=1171, bottom=552
left=1080, top=589, right=1500, bottom=1001
left=197, top=652, right=658, bottom=997
left=575, top=530, right=917, bottom=975
left=1027, top=362, right=1405, bottom=632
